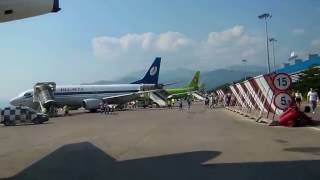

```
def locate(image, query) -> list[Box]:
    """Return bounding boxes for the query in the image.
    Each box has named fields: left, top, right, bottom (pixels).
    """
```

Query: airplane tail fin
left=187, top=71, right=200, bottom=89
left=132, top=57, right=161, bottom=84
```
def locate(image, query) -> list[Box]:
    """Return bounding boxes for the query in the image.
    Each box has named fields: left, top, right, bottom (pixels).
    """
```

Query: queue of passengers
left=205, top=94, right=218, bottom=109
left=167, top=96, right=193, bottom=110
left=205, top=92, right=232, bottom=109
left=99, top=102, right=114, bottom=115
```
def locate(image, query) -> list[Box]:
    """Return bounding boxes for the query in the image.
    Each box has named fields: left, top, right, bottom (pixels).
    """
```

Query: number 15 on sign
left=273, top=73, right=292, bottom=91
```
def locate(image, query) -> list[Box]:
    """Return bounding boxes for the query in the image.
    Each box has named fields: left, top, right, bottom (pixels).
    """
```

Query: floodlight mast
left=258, top=13, right=272, bottom=73
left=242, top=59, right=248, bottom=81
left=269, top=37, right=277, bottom=72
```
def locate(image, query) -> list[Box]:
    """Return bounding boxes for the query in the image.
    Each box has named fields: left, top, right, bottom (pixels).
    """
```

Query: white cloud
left=92, top=25, right=264, bottom=69
left=207, top=25, right=244, bottom=46
left=198, top=25, right=263, bottom=65
left=92, top=32, right=193, bottom=59
left=292, top=28, right=305, bottom=36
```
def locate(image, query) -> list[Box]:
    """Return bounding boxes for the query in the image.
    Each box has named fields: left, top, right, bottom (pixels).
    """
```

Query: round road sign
left=274, top=93, right=292, bottom=110
left=273, top=73, right=292, bottom=91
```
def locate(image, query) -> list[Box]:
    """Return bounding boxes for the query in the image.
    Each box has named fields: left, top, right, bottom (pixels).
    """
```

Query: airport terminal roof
left=277, top=55, right=320, bottom=74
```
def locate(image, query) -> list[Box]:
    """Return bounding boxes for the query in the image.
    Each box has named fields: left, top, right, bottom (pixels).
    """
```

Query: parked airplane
left=0, top=0, right=60, bottom=23
left=10, top=57, right=161, bottom=112
left=165, top=71, right=200, bottom=99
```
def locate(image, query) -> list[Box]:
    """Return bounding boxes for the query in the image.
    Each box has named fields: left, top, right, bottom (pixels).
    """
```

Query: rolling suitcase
left=304, top=105, right=311, bottom=113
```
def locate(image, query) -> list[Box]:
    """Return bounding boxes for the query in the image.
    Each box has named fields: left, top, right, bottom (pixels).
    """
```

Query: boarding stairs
left=192, top=92, right=205, bottom=101
left=149, top=91, right=167, bottom=107
left=33, top=82, right=57, bottom=116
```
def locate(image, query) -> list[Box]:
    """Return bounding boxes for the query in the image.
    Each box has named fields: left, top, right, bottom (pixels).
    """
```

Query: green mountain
left=201, top=68, right=263, bottom=90
left=84, top=66, right=264, bottom=91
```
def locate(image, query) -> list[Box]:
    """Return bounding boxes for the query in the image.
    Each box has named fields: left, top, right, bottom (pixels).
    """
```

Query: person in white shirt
left=209, top=96, right=214, bottom=109
left=307, top=88, right=318, bottom=113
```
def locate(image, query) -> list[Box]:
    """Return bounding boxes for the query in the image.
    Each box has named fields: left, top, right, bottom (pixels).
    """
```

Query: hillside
left=84, top=66, right=264, bottom=90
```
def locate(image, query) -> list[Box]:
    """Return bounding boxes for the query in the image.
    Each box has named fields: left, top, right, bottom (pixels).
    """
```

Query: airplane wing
left=102, top=90, right=159, bottom=105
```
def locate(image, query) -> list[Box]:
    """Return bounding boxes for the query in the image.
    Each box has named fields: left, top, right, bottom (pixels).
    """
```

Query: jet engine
left=82, top=99, right=102, bottom=112
left=0, top=0, right=60, bottom=23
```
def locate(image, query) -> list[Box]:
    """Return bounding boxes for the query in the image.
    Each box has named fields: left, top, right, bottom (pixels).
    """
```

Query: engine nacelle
left=82, top=99, right=102, bottom=111
left=0, top=0, right=60, bottom=23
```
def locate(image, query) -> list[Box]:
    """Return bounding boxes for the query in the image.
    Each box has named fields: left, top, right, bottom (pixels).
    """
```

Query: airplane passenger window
left=4, top=10, right=13, bottom=15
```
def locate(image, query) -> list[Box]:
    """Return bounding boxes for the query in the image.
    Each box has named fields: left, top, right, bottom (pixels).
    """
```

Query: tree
left=292, top=66, right=320, bottom=97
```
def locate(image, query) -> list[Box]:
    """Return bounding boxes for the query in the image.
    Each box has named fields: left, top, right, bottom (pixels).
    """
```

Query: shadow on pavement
left=3, top=142, right=320, bottom=180
left=52, top=111, right=87, bottom=119
left=284, top=147, right=320, bottom=155
left=1, top=122, right=54, bottom=128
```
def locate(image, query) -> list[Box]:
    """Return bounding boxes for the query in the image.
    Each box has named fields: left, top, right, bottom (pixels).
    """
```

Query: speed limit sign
left=274, top=93, right=292, bottom=110
left=273, top=73, right=292, bottom=91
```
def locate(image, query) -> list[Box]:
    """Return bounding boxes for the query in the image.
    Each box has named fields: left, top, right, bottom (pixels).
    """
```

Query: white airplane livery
left=10, top=57, right=161, bottom=112
left=0, top=0, right=60, bottom=23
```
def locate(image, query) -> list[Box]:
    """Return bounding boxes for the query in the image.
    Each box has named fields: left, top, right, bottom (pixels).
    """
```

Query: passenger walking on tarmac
left=187, top=96, right=192, bottom=109
left=214, top=96, right=218, bottom=107
left=63, top=105, right=69, bottom=116
left=171, top=98, right=175, bottom=108
left=226, top=93, right=232, bottom=106
left=99, top=102, right=104, bottom=114
left=178, top=99, right=183, bottom=110
left=133, top=101, right=137, bottom=109
left=295, top=90, right=303, bottom=109
left=205, top=96, right=209, bottom=107
left=104, top=102, right=109, bottom=115
left=307, top=88, right=319, bottom=114
left=209, top=95, right=214, bottom=109
left=223, top=95, right=227, bottom=107
left=167, top=99, right=172, bottom=109
left=108, top=104, right=114, bottom=115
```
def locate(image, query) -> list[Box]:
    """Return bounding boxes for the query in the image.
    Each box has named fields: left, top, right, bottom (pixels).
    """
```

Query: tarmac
left=0, top=103, right=320, bottom=180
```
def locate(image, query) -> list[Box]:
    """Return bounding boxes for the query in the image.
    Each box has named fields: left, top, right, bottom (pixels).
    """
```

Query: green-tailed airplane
left=165, top=71, right=200, bottom=99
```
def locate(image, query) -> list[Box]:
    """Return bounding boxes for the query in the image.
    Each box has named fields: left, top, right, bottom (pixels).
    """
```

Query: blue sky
left=0, top=0, right=320, bottom=102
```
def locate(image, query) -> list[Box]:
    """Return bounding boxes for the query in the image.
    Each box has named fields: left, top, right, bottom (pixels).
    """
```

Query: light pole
left=242, top=59, right=248, bottom=80
left=269, top=37, right=277, bottom=72
left=258, top=13, right=272, bottom=73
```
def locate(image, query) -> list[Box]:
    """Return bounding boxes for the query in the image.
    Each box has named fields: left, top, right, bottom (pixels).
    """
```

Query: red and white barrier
left=244, top=79, right=266, bottom=113
left=216, top=73, right=292, bottom=121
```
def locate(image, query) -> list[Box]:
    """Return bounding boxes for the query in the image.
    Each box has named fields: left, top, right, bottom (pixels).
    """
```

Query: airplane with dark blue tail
left=10, top=57, right=162, bottom=112
left=132, top=57, right=161, bottom=85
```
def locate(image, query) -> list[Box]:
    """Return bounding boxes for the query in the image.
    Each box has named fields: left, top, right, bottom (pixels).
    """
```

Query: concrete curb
left=225, top=107, right=279, bottom=126
left=225, top=107, right=320, bottom=129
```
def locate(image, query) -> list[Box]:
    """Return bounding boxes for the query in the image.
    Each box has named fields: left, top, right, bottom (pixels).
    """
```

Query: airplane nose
left=10, top=97, right=18, bottom=106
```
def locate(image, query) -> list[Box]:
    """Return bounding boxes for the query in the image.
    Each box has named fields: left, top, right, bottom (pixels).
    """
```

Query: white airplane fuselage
left=10, top=84, right=147, bottom=110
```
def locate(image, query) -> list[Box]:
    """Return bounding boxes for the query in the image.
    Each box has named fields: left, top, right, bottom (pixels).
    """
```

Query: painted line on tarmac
left=307, top=127, right=320, bottom=131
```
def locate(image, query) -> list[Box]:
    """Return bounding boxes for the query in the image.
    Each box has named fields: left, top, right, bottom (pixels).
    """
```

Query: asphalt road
left=0, top=104, right=320, bottom=180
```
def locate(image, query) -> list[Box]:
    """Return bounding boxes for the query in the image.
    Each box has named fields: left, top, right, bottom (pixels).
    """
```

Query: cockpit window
left=23, top=93, right=32, bottom=98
